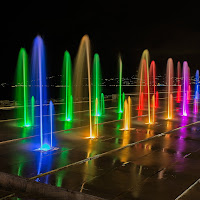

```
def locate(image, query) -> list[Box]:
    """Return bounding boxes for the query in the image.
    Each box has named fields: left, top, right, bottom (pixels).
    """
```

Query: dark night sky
left=1, top=2, right=200, bottom=84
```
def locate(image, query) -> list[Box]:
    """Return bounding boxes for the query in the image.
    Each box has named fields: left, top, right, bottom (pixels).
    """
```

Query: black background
left=1, top=2, right=200, bottom=84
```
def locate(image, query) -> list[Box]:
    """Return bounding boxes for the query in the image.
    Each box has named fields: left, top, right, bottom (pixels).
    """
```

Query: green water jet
left=118, top=56, right=123, bottom=113
left=92, top=53, right=102, bottom=116
left=61, top=51, right=73, bottom=121
left=15, top=48, right=30, bottom=127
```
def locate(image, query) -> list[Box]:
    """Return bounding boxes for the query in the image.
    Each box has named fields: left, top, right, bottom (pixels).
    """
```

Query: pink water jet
left=194, top=70, right=199, bottom=113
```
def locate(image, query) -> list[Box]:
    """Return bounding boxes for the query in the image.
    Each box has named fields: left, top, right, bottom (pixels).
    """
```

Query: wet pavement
left=0, top=99, right=200, bottom=199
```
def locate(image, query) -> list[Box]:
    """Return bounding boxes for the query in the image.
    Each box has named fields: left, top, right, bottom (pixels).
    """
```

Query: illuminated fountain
left=15, top=48, right=30, bottom=127
left=182, top=61, right=189, bottom=116
left=138, top=59, right=147, bottom=111
left=194, top=70, right=199, bottom=113
left=176, top=61, right=181, bottom=103
left=94, top=98, right=99, bottom=137
left=61, top=50, right=73, bottom=121
left=120, top=96, right=132, bottom=130
left=166, top=58, right=174, bottom=119
left=92, top=53, right=103, bottom=116
left=118, top=56, right=124, bottom=113
left=149, top=61, right=158, bottom=123
left=151, top=94, right=155, bottom=124
left=150, top=60, right=158, bottom=109
left=73, top=35, right=94, bottom=138
left=187, top=66, right=191, bottom=101
left=137, top=50, right=151, bottom=124
left=31, top=36, right=55, bottom=151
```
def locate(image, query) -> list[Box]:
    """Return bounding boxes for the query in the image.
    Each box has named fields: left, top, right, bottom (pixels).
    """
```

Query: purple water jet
left=182, top=61, right=189, bottom=116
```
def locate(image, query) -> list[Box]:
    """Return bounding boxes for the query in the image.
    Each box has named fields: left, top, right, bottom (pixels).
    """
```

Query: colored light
left=187, top=67, right=191, bottom=101
left=56, top=149, right=69, bottom=187
left=101, top=93, right=105, bottom=115
left=39, top=38, right=43, bottom=148
left=31, top=36, right=50, bottom=149
left=155, top=91, right=159, bottom=108
left=152, top=94, right=155, bottom=124
left=24, top=124, right=31, bottom=127
left=49, top=101, right=53, bottom=147
left=150, top=60, right=157, bottom=123
left=166, top=58, right=174, bottom=119
left=95, top=98, right=99, bottom=137
left=194, top=70, right=199, bottom=113
left=36, top=150, right=53, bottom=184
left=73, top=35, right=93, bottom=138
left=61, top=51, right=73, bottom=122
left=182, top=62, right=189, bottom=116
left=15, top=48, right=30, bottom=127
left=39, top=143, right=51, bottom=151
left=92, top=54, right=102, bottom=117
left=138, top=50, right=151, bottom=124
left=176, top=62, right=181, bottom=103
left=121, top=96, right=131, bottom=130
left=118, top=56, right=123, bottom=113
left=31, top=96, right=35, bottom=126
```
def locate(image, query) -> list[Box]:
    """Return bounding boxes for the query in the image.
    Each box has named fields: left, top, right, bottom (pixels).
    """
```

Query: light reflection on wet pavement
left=0, top=101, right=200, bottom=199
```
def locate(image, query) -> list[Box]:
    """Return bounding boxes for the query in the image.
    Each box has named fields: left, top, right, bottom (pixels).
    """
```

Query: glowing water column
left=176, top=62, right=181, bottom=103
left=118, top=56, right=123, bottom=113
left=73, top=35, right=93, bottom=138
left=194, top=70, right=199, bottom=113
left=15, top=48, right=30, bottom=127
left=166, top=58, right=174, bottom=119
left=138, top=59, right=147, bottom=111
left=31, top=36, right=51, bottom=150
left=150, top=61, right=157, bottom=106
left=149, top=61, right=158, bottom=123
left=182, top=61, right=189, bottom=116
left=61, top=51, right=73, bottom=121
left=138, top=50, right=151, bottom=124
left=187, top=67, right=191, bottom=101
left=92, top=53, right=102, bottom=116
left=122, top=96, right=131, bottom=130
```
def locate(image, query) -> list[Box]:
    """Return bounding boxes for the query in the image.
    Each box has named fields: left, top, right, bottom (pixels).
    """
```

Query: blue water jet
left=195, top=70, right=199, bottom=99
left=31, top=36, right=50, bottom=150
